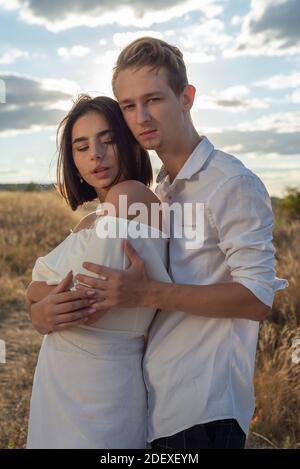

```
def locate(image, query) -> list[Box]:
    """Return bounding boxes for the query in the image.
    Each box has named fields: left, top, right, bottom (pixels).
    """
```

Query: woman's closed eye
left=76, top=140, right=115, bottom=152
left=77, top=146, right=88, bottom=152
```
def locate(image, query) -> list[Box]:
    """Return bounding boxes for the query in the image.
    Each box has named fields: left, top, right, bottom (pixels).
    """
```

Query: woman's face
left=72, top=111, right=121, bottom=200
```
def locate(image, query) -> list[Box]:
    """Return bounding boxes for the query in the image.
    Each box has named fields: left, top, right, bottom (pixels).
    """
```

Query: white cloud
left=224, top=0, right=300, bottom=58
left=222, top=143, right=244, bottom=153
left=182, top=50, right=215, bottom=64
left=231, top=15, right=242, bottom=26
left=290, top=88, right=300, bottom=103
left=0, top=0, right=19, bottom=10
left=179, top=18, right=231, bottom=51
left=113, top=31, right=163, bottom=48
left=220, top=85, right=250, bottom=99
left=1, top=0, right=223, bottom=32
left=254, top=72, right=300, bottom=89
left=25, top=157, right=36, bottom=165
left=94, top=49, right=119, bottom=66
left=0, top=48, right=28, bottom=64
left=0, top=73, right=80, bottom=136
left=236, top=111, right=300, bottom=133
left=195, top=85, right=269, bottom=112
left=57, top=45, right=90, bottom=58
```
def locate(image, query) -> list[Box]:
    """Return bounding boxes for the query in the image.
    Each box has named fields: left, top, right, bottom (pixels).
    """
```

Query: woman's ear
left=181, top=84, right=196, bottom=112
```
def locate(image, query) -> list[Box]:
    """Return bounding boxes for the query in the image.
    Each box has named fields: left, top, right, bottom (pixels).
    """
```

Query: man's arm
left=75, top=174, right=286, bottom=322
left=143, top=279, right=270, bottom=321
left=74, top=244, right=270, bottom=322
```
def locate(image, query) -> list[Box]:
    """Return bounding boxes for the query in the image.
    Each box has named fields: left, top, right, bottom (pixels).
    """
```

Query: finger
left=54, top=308, right=96, bottom=325
left=82, top=262, right=119, bottom=278
left=53, top=271, right=73, bottom=294
left=123, top=240, right=141, bottom=265
left=75, top=283, right=106, bottom=293
left=89, top=301, right=111, bottom=311
left=74, top=274, right=102, bottom=288
left=55, top=289, right=96, bottom=304
left=55, top=299, right=96, bottom=314
left=53, top=317, right=90, bottom=332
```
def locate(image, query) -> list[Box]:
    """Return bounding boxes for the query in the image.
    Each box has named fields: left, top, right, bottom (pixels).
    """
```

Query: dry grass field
left=0, top=190, right=299, bottom=449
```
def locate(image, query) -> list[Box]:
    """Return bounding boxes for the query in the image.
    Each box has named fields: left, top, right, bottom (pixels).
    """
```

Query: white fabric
left=27, top=216, right=170, bottom=449
left=143, top=137, right=287, bottom=441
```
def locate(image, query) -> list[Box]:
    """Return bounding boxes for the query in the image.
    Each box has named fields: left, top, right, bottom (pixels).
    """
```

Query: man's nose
left=136, top=105, right=150, bottom=124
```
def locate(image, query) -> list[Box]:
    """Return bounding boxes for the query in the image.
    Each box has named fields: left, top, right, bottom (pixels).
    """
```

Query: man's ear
left=181, top=84, right=196, bottom=112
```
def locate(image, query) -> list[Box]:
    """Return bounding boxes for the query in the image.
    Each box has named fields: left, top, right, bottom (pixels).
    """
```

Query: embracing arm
left=76, top=175, right=286, bottom=322
left=142, top=280, right=270, bottom=321
left=26, top=281, right=56, bottom=303
left=78, top=249, right=270, bottom=322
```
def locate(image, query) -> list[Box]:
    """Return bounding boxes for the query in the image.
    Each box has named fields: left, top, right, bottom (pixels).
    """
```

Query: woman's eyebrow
left=72, top=129, right=112, bottom=145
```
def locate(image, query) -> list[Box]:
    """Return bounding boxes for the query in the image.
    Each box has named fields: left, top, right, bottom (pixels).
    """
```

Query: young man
left=78, top=37, right=286, bottom=449
left=30, top=38, right=286, bottom=449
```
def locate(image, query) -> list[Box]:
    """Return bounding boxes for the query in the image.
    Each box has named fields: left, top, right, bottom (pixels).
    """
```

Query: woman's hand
left=74, top=241, right=151, bottom=311
left=29, top=272, right=102, bottom=334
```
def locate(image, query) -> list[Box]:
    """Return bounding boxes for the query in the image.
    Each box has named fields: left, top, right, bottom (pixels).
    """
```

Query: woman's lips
left=92, top=167, right=110, bottom=179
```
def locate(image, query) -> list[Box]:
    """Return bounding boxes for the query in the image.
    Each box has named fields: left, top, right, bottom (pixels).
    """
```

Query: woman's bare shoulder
left=103, top=180, right=163, bottom=230
left=104, top=180, right=160, bottom=205
left=72, top=212, right=97, bottom=233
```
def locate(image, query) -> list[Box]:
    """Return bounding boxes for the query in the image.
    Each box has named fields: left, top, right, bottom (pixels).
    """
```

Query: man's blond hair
left=112, top=37, right=188, bottom=97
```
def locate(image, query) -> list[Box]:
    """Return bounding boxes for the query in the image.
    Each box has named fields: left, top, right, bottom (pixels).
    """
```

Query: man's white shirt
left=143, top=136, right=287, bottom=442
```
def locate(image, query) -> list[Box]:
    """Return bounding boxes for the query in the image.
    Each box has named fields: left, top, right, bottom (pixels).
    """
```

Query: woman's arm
left=27, top=272, right=101, bottom=334
left=26, top=281, right=57, bottom=303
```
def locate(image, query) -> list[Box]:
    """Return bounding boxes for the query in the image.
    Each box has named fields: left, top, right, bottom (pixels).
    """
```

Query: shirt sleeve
left=208, top=174, right=288, bottom=307
left=31, top=233, right=73, bottom=285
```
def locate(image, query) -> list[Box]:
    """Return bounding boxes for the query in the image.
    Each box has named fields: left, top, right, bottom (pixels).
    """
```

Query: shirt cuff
left=233, top=276, right=288, bottom=307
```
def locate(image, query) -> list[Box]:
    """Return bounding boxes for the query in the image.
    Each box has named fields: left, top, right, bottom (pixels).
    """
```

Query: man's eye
left=123, top=104, right=134, bottom=111
left=148, top=98, right=160, bottom=102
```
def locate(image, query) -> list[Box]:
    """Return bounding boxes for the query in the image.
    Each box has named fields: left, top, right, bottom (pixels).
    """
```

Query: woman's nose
left=90, top=143, right=106, bottom=160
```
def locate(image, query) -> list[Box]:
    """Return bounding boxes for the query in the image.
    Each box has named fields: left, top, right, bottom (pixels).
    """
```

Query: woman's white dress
left=27, top=216, right=170, bottom=449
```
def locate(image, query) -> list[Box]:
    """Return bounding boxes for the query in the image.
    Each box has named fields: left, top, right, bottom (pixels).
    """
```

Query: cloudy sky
left=0, top=0, right=299, bottom=196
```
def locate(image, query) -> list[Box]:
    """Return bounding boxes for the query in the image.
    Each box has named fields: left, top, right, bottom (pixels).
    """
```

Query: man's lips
left=139, top=129, right=157, bottom=137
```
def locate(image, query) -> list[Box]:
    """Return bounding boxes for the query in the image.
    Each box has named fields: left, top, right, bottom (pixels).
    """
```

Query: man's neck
left=157, top=130, right=202, bottom=183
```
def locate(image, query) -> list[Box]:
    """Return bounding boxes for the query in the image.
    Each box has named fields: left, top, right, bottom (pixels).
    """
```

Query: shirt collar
left=156, top=136, right=214, bottom=184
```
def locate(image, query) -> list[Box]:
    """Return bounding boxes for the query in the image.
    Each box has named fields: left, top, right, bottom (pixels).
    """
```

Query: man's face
left=114, top=66, right=185, bottom=152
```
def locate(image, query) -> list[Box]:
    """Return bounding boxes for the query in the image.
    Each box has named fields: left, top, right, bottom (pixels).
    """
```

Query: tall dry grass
left=0, top=190, right=299, bottom=448
left=249, top=220, right=300, bottom=448
left=0, top=190, right=95, bottom=448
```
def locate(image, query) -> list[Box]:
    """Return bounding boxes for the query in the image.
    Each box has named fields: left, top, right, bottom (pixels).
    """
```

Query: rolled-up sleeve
left=208, top=174, right=288, bottom=307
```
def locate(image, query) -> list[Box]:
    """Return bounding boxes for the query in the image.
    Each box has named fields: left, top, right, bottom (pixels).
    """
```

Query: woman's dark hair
left=56, top=94, right=153, bottom=210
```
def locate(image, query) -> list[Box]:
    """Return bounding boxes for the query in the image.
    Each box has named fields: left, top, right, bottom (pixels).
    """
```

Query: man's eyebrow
left=72, top=129, right=112, bottom=145
left=119, top=92, right=164, bottom=105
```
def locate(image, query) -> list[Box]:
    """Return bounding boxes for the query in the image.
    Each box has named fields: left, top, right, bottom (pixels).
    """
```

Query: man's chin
left=141, top=141, right=161, bottom=151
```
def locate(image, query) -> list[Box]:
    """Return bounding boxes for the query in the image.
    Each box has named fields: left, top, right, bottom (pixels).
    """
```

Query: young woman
left=26, top=95, right=170, bottom=449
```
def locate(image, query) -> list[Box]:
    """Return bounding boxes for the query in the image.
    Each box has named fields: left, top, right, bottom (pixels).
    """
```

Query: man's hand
left=29, top=271, right=106, bottom=334
left=74, top=241, right=151, bottom=311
